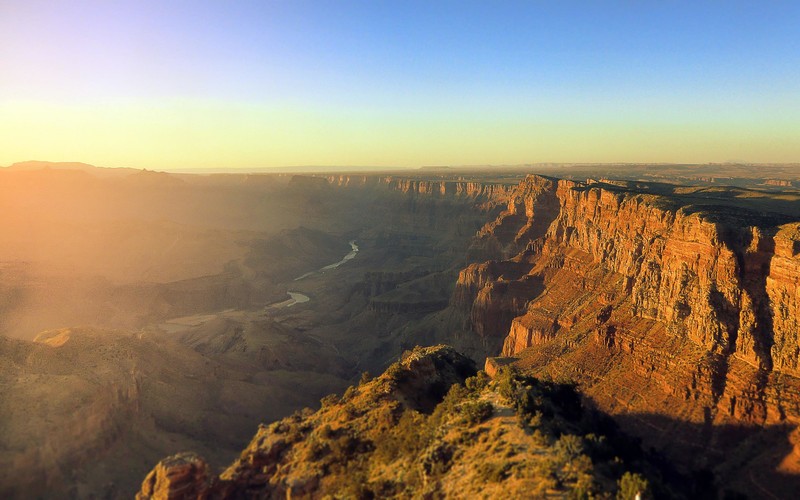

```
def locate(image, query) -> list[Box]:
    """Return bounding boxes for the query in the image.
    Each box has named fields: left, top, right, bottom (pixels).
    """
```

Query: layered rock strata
left=456, top=175, right=800, bottom=494
left=324, top=174, right=516, bottom=203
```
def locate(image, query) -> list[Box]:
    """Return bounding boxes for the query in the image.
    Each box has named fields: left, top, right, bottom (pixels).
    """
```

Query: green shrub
left=554, top=434, right=584, bottom=461
left=428, top=383, right=470, bottom=431
left=344, top=385, right=358, bottom=400
left=330, top=431, right=370, bottom=463
left=385, top=362, right=407, bottom=380
left=461, top=400, right=493, bottom=425
left=531, top=429, right=551, bottom=446
left=465, top=371, right=490, bottom=393
left=420, top=441, right=455, bottom=476
left=478, top=461, right=513, bottom=482
left=495, top=367, right=519, bottom=400
left=320, top=393, right=340, bottom=407
left=306, top=438, right=330, bottom=461
left=374, top=409, right=429, bottom=461
left=617, top=472, right=650, bottom=500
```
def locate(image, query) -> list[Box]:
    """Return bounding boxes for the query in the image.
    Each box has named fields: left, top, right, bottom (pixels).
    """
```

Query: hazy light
left=1, top=1, right=798, bottom=168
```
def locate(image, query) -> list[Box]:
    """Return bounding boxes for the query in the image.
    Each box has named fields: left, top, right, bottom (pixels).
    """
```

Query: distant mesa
left=4, top=160, right=141, bottom=178
left=418, top=165, right=453, bottom=170
left=6, top=160, right=101, bottom=171
left=126, top=168, right=186, bottom=186
left=288, top=174, right=331, bottom=190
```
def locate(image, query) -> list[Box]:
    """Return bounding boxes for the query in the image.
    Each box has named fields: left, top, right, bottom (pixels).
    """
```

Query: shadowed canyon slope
left=456, top=174, right=800, bottom=497
left=136, top=345, right=695, bottom=499
left=0, top=164, right=521, bottom=497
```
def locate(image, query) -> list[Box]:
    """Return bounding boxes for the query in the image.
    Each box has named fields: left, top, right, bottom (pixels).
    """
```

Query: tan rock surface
left=458, top=175, right=800, bottom=497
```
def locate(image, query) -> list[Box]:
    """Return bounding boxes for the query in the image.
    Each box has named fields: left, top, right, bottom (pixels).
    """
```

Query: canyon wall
left=453, top=175, right=800, bottom=494
left=324, top=174, right=516, bottom=204
left=457, top=174, right=800, bottom=427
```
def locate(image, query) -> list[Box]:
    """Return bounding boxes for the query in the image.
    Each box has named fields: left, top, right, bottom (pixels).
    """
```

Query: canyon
left=0, top=162, right=513, bottom=497
left=455, top=174, right=800, bottom=497
left=3, top=162, right=800, bottom=497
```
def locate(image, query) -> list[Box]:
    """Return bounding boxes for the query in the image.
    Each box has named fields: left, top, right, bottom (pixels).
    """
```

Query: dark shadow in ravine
left=607, top=410, right=800, bottom=499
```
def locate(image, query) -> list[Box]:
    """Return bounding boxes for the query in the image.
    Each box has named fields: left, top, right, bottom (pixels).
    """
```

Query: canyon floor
left=2, top=161, right=800, bottom=498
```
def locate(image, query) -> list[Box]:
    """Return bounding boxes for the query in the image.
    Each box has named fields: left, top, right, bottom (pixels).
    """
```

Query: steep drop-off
left=0, top=328, right=350, bottom=498
left=137, top=346, right=682, bottom=499
left=457, top=175, right=800, bottom=497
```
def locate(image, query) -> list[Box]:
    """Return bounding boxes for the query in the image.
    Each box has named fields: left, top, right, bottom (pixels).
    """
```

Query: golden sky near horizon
left=1, top=2, right=798, bottom=169
left=3, top=100, right=798, bottom=169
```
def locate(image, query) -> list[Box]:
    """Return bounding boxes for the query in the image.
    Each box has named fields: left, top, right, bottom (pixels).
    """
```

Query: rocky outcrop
left=387, top=345, right=477, bottom=412
left=135, top=453, right=210, bottom=500
left=288, top=175, right=330, bottom=190
left=461, top=175, right=800, bottom=378
left=490, top=179, right=800, bottom=381
left=470, top=276, right=543, bottom=339
left=135, top=345, right=478, bottom=498
left=764, top=224, right=800, bottom=373
left=765, top=179, right=794, bottom=187
left=136, top=345, right=684, bottom=499
left=457, top=175, right=800, bottom=494
left=468, top=174, right=561, bottom=260
left=452, top=259, right=533, bottom=308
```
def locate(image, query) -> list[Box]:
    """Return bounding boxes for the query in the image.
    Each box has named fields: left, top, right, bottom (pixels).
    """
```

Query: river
left=161, top=241, right=359, bottom=331
left=280, top=240, right=359, bottom=307
left=293, top=240, right=359, bottom=282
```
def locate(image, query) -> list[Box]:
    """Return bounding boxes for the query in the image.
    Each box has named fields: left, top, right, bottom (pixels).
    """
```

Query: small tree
left=617, top=471, right=650, bottom=500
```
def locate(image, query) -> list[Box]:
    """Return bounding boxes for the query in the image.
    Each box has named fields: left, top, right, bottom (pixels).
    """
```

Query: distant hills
left=4, top=161, right=142, bottom=178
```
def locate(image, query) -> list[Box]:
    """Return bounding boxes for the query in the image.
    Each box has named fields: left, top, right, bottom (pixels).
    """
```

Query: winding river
left=293, top=241, right=359, bottom=282
left=162, top=241, right=359, bottom=331
left=279, top=240, right=359, bottom=307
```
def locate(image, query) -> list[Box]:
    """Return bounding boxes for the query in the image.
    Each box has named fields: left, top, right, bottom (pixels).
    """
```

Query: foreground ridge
left=136, top=345, right=678, bottom=499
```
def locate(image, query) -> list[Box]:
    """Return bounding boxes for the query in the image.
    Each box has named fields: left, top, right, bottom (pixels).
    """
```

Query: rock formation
left=136, top=454, right=210, bottom=500
left=136, top=345, right=680, bottom=499
left=456, top=175, right=800, bottom=497
left=324, top=174, right=516, bottom=204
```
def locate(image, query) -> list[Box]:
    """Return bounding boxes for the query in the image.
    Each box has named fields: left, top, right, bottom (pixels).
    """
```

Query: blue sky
left=1, top=1, right=798, bottom=168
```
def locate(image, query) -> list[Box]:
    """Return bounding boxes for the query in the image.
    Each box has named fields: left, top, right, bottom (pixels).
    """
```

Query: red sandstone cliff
left=324, top=174, right=516, bottom=204
left=455, top=175, right=800, bottom=495
left=480, top=177, right=800, bottom=381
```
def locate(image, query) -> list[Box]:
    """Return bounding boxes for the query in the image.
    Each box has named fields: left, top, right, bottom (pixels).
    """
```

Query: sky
left=1, top=1, right=798, bottom=169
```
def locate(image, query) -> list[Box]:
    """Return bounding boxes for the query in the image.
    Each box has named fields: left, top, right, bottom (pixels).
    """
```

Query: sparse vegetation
left=210, top=351, right=684, bottom=499
left=477, top=461, right=513, bottom=482
left=617, top=471, right=651, bottom=499
left=320, top=393, right=341, bottom=407
left=461, top=400, right=493, bottom=425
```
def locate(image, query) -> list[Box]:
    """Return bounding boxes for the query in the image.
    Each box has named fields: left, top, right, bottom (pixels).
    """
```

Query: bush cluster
left=492, top=367, right=668, bottom=498
left=268, top=366, right=679, bottom=499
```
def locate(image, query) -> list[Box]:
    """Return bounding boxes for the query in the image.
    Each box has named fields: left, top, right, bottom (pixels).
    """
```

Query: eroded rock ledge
left=455, top=174, right=800, bottom=496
